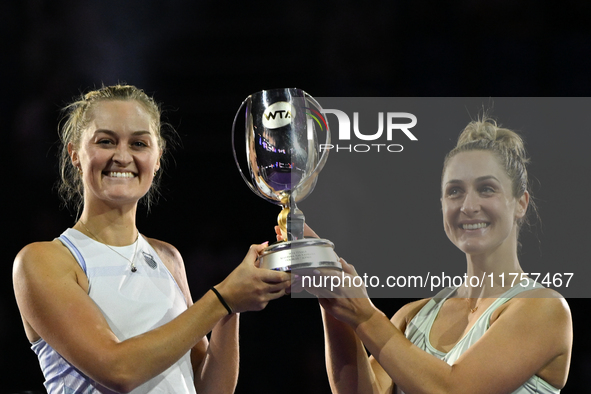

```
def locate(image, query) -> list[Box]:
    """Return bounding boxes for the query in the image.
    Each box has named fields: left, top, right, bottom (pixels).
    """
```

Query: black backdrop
left=2, top=1, right=590, bottom=393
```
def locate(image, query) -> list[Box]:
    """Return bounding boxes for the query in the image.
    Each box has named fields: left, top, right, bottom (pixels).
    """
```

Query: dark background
left=2, top=1, right=590, bottom=393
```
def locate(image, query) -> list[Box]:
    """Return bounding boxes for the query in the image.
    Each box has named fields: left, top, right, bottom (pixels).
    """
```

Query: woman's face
left=441, top=150, right=528, bottom=256
left=69, top=100, right=161, bottom=207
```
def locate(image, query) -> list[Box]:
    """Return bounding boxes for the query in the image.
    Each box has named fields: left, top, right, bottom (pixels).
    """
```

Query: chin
left=455, top=239, right=491, bottom=256
left=102, top=193, right=145, bottom=205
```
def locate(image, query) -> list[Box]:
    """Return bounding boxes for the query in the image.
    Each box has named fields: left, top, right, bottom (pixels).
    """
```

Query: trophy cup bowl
left=232, top=88, right=341, bottom=272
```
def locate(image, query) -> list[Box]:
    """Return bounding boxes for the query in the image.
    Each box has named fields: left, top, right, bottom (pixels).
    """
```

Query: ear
left=68, top=142, right=80, bottom=169
left=155, top=148, right=163, bottom=172
left=515, top=190, right=530, bottom=219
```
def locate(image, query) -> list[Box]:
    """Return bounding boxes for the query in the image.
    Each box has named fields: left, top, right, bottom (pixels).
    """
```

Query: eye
left=446, top=187, right=462, bottom=197
left=480, top=185, right=495, bottom=194
left=132, top=141, right=148, bottom=148
left=97, top=139, right=114, bottom=145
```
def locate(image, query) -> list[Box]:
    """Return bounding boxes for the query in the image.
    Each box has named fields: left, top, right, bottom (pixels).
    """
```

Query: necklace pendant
left=470, top=306, right=478, bottom=313
left=131, top=265, right=137, bottom=273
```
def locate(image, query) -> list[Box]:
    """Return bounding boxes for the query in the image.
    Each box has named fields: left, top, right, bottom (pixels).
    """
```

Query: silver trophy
left=232, top=88, right=341, bottom=272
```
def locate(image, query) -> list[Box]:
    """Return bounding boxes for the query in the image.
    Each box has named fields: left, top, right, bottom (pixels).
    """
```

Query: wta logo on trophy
left=262, top=101, right=294, bottom=129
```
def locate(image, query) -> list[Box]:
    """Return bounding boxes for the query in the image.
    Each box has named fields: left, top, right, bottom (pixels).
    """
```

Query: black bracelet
left=211, top=286, right=233, bottom=315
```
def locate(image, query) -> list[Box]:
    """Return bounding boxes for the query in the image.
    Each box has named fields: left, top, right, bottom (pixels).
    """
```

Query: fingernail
left=293, top=274, right=300, bottom=280
left=262, top=241, right=269, bottom=245
left=313, top=269, right=321, bottom=275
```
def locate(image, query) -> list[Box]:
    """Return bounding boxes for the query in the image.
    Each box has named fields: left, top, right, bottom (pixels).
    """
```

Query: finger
left=289, top=274, right=304, bottom=293
left=266, top=280, right=292, bottom=293
left=254, top=242, right=269, bottom=255
left=304, top=284, right=336, bottom=298
left=260, top=270, right=291, bottom=284
left=245, top=242, right=269, bottom=264
left=303, top=223, right=320, bottom=238
left=274, top=226, right=284, bottom=241
left=265, top=287, right=288, bottom=301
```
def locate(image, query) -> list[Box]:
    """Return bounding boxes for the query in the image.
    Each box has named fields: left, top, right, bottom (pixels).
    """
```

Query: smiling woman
left=301, top=116, right=572, bottom=394
left=69, top=100, right=162, bottom=210
left=12, top=85, right=292, bottom=393
left=58, top=85, right=166, bottom=215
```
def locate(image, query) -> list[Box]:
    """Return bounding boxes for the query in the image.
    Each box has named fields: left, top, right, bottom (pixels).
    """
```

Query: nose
left=112, top=144, right=133, bottom=166
left=460, top=189, right=481, bottom=215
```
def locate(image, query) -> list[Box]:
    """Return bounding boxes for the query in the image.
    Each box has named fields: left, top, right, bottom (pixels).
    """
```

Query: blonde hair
left=442, top=116, right=536, bottom=230
left=58, top=84, right=169, bottom=215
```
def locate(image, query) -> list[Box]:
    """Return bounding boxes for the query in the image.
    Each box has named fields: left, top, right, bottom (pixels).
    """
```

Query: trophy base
left=259, top=238, right=342, bottom=272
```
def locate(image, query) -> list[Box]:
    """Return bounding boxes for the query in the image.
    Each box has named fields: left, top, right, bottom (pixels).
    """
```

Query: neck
left=461, top=235, right=524, bottom=299
left=76, top=201, right=138, bottom=246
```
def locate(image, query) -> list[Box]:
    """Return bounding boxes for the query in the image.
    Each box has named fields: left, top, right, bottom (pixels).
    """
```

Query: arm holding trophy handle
left=273, top=223, right=388, bottom=393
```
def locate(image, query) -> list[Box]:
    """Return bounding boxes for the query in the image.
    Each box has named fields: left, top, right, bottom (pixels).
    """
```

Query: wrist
left=354, top=308, right=388, bottom=334
left=211, top=286, right=234, bottom=315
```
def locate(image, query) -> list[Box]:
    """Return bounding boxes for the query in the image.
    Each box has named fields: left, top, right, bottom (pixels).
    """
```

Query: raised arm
left=280, top=224, right=392, bottom=393
left=13, top=241, right=290, bottom=393
left=322, top=304, right=389, bottom=394
left=147, top=238, right=239, bottom=394
left=319, top=262, right=431, bottom=394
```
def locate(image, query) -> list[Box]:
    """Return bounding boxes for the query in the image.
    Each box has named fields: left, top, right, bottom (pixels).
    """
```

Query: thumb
left=340, top=258, right=358, bottom=276
left=246, top=242, right=269, bottom=264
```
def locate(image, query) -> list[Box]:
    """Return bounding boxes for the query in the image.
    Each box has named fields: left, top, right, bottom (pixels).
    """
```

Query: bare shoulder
left=14, top=240, right=87, bottom=342
left=391, top=298, right=431, bottom=331
left=14, top=240, right=79, bottom=278
left=143, top=236, right=185, bottom=273
left=498, top=287, right=571, bottom=324
left=492, top=287, right=572, bottom=357
left=144, top=237, right=182, bottom=261
left=143, top=236, right=192, bottom=304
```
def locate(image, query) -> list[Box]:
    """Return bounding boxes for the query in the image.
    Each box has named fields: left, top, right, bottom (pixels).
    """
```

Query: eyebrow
left=93, top=129, right=152, bottom=137
left=445, top=175, right=500, bottom=185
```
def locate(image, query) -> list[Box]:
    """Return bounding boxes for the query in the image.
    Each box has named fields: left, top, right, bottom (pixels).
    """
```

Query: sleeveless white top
left=31, top=228, right=196, bottom=394
left=403, top=280, right=560, bottom=394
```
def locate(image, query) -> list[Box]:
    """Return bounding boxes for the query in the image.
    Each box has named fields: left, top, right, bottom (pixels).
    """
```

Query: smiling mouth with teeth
left=105, top=171, right=136, bottom=178
left=461, top=222, right=489, bottom=230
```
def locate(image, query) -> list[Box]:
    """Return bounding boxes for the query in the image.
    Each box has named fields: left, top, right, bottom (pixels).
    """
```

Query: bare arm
left=322, top=306, right=387, bottom=394
left=321, top=276, right=430, bottom=394
left=289, top=225, right=395, bottom=394
left=192, top=315, right=239, bottom=394
left=148, top=238, right=240, bottom=394
left=13, top=241, right=289, bottom=393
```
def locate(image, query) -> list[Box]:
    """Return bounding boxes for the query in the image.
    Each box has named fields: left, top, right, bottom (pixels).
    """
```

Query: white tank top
left=31, top=228, right=196, bottom=393
left=403, top=280, right=560, bottom=394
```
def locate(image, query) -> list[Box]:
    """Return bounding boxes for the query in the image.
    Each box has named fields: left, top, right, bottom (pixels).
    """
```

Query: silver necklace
left=80, top=221, right=140, bottom=272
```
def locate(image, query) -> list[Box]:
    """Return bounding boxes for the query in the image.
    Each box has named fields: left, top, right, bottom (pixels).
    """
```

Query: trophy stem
left=287, top=202, right=305, bottom=240
left=277, top=206, right=289, bottom=242
left=277, top=203, right=305, bottom=241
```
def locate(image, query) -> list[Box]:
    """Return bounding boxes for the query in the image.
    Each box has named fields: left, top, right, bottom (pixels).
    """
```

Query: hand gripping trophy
left=232, top=88, right=342, bottom=272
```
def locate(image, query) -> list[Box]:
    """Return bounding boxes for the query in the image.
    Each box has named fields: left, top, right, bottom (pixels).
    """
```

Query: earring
left=154, top=169, right=158, bottom=176
left=77, top=167, right=83, bottom=176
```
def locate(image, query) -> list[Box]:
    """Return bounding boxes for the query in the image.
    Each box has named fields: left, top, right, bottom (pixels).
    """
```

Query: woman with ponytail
left=301, top=117, right=572, bottom=394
